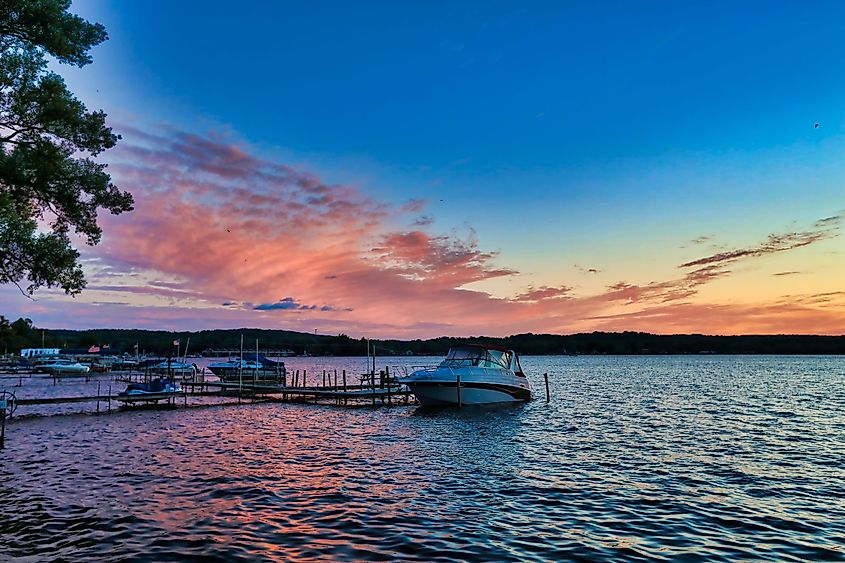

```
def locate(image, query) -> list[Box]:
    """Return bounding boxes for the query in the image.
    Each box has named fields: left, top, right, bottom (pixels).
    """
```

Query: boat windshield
left=439, top=347, right=511, bottom=369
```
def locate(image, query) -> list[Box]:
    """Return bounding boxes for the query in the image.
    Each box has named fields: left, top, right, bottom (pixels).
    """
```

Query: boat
left=399, top=344, right=532, bottom=406
left=35, top=359, right=91, bottom=374
left=207, top=353, right=286, bottom=383
left=116, top=377, right=181, bottom=404
left=149, top=360, right=197, bottom=379
left=112, top=357, right=139, bottom=370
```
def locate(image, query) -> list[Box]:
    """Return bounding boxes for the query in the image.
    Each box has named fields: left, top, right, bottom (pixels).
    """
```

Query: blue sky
left=9, top=0, right=844, bottom=336
left=73, top=1, right=844, bottom=162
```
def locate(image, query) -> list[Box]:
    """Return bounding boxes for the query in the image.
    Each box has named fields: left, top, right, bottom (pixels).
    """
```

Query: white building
left=20, top=348, right=61, bottom=358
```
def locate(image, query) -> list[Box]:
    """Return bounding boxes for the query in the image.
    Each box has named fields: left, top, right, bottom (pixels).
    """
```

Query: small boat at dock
left=399, top=344, right=532, bottom=406
left=35, top=359, right=91, bottom=375
left=149, top=360, right=197, bottom=379
left=207, top=354, right=286, bottom=383
left=116, top=377, right=182, bottom=404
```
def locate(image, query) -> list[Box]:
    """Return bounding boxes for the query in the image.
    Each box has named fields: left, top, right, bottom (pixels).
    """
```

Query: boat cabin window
left=440, top=347, right=512, bottom=369
left=513, top=354, right=525, bottom=377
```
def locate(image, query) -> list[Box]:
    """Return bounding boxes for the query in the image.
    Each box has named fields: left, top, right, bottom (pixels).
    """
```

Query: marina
left=2, top=2, right=844, bottom=560
left=0, top=359, right=428, bottom=421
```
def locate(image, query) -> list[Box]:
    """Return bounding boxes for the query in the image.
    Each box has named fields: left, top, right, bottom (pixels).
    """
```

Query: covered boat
left=399, top=344, right=532, bottom=406
left=149, top=360, right=197, bottom=379
left=117, top=377, right=182, bottom=404
left=207, top=354, right=286, bottom=383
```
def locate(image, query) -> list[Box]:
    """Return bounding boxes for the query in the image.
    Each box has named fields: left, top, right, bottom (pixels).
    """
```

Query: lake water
left=1, top=355, right=844, bottom=561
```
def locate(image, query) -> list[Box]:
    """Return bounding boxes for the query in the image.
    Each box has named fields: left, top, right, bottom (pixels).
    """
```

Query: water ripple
left=1, top=356, right=845, bottom=561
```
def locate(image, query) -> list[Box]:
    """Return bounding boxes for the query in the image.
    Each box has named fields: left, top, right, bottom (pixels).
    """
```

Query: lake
left=1, top=355, right=844, bottom=561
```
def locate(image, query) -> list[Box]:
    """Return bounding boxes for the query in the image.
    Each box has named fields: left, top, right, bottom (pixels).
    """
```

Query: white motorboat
left=36, top=359, right=90, bottom=374
left=399, top=344, right=532, bottom=406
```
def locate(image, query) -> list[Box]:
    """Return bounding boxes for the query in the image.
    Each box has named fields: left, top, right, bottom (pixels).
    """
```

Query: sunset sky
left=5, top=1, right=845, bottom=337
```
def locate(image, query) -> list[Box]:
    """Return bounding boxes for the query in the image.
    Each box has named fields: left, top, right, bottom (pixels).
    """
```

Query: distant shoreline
left=4, top=322, right=844, bottom=356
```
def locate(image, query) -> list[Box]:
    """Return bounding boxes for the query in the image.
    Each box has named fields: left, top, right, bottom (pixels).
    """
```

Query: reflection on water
left=1, top=355, right=844, bottom=561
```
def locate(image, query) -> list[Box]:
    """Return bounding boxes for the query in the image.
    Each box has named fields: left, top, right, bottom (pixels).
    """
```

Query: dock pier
left=2, top=365, right=415, bottom=418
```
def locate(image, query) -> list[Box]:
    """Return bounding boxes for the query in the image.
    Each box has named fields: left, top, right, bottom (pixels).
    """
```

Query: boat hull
left=36, top=364, right=90, bottom=374
left=408, top=381, right=530, bottom=405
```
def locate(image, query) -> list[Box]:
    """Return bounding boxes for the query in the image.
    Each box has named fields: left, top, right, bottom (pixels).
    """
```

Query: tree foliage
left=0, top=0, right=132, bottom=295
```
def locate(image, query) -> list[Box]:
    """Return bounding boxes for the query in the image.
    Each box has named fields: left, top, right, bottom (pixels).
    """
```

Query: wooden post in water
left=342, top=370, right=347, bottom=406
left=254, top=338, right=259, bottom=403
left=97, top=382, right=101, bottom=413
left=371, top=367, right=376, bottom=407
left=386, top=365, right=392, bottom=406
left=456, top=373, right=462, bottom=407
left=303, top=369, right=307, bottom=388
left=322, top=370, right=326, bottom=388
left=544, top=372, right=550, bottom=403
left=108, top=385, right=111, bottom=412
left=0, top=410, right=5, bottom=450
left=238, top=334, right=243, bottom=404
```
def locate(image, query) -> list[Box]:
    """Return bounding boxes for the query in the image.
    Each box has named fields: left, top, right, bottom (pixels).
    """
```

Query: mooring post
left=544, top=372, right=550, bottom=403
left=97, top=382, right=101, bottom=413
left=386, top=366, right=392, bottom=406
left=322, top=370, right=326, bottom=388
left=370, top=368, right=376, bottom=406
left=457, top=373, right=462, bottom=407
left=0, top=410, right=5, bottom=450
left=108, top=385, right=111, bottom=412
left=334, top=369, right=338, bottom=391
left=303, top=369, right=307, bottom=389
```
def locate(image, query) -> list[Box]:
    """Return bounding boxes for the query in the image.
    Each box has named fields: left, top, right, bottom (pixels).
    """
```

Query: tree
left=0, top=0, right=133, bottom=295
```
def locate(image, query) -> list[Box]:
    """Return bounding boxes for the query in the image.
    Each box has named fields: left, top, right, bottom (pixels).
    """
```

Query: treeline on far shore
left=2, top=316, right=845, bottom=356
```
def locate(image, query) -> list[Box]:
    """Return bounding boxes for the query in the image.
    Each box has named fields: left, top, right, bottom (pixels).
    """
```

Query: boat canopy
left=440, top=345, right=516, bottom=370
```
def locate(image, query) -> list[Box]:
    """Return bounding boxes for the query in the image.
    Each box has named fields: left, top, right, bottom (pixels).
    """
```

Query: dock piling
left=544, top=372, right=550, bottom=403
left=457, top=373, right=462, bottom=407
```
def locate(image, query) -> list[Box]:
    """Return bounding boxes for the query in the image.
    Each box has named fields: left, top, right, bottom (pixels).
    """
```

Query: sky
left=4, top=1, right=845, bottom=337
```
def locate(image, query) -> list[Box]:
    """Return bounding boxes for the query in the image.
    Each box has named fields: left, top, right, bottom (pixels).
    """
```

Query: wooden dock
left=3, top=366, right=416, bottom=416
left=181, top=380, right=413, bottom=406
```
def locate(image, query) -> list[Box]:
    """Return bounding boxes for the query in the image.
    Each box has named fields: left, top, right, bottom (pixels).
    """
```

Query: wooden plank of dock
left=15, top=396, right=111, bottom=405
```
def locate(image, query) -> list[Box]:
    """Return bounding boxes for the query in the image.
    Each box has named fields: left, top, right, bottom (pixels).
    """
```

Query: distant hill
left=2, top=316, right=844, bottom=356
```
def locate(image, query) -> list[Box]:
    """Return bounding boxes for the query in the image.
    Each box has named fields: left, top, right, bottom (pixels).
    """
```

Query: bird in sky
left=814, top=122, right=820, bottom=129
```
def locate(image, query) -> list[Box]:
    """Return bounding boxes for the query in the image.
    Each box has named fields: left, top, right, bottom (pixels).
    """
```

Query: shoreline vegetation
left=2, top=317, right=844, bottom=356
